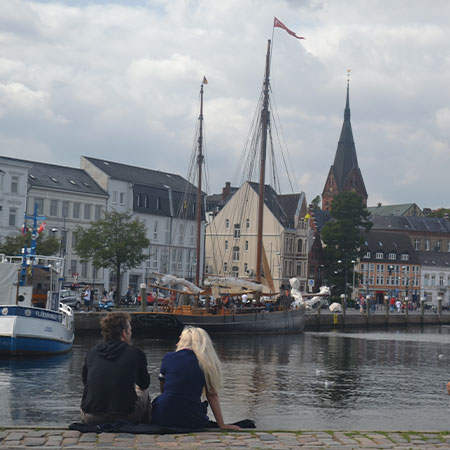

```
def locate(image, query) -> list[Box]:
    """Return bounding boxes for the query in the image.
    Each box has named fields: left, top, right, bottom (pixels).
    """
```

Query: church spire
left=321, top=72, right=367, bottom=211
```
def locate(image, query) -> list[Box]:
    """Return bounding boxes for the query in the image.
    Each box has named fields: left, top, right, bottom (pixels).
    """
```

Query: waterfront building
left=81, top=156, right=202, bottom=294
left=0, top=157, right=108, bottom=291
left=204, top=181, right=311, bottom=293
left=358, top=230, right=420, bottom=305
left=321, top=80, right=367, bottom=211
left=0, top=157, right=30, bottom=244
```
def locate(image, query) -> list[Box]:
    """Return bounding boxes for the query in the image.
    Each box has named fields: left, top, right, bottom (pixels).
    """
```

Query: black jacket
left=81, top=341, right=150, bottom=415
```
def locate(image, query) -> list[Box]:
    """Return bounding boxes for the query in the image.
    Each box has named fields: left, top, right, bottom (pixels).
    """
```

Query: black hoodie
left=81, top=341, right=150, bottom=415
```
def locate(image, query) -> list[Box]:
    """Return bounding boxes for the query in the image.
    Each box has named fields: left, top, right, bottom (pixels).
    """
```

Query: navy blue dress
left=151, top=349, right=210, bottom=428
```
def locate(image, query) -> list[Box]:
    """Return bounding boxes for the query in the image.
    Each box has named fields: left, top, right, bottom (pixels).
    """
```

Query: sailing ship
left=0, top=207, right=74, bottom=356
left=131, top=39, right=309, bottom=334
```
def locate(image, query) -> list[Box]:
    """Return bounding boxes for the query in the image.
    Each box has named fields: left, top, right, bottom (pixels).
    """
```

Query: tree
left=74, top=211, right=150, bottom=304
left=321, top=192, right=372, bottom=300
left=311, top=195, right=321, bottom=209
left=0, top=231, right=60, bottom=256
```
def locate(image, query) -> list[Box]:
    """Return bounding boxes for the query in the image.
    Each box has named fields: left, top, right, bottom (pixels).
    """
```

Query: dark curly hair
left=100, top=312, right=131, bottom=342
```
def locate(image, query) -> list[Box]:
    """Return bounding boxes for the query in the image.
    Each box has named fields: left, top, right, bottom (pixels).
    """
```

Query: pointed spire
left=344, top=69, right=351, bottom=121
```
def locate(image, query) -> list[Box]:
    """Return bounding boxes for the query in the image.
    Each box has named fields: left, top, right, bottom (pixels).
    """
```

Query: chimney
left=222, top=181, right=231, bottom=201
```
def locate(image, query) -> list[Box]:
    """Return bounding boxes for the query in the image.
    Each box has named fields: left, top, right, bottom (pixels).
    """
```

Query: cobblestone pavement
left=1, top=429, right=450, bottom=449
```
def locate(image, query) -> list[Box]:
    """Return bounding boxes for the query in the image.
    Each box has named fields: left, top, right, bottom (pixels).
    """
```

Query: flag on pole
left=202, top=76, right=208, bottom=85
left=37, top=221, right=46, bottom=234
left=274, top=17, right=305, bottom=40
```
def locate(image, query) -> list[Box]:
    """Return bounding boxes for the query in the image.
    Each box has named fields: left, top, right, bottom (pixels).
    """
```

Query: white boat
left=0, top=237, right=74, bottom=355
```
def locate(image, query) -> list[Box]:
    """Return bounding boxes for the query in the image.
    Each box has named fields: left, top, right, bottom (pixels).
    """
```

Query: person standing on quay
left=80, top=312, right=152, bottom=425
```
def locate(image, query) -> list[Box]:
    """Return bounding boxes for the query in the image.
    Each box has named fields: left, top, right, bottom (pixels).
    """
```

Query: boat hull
left=0, top=306, right=74, bottom=356
left=131, top=307, right=305, bottom=335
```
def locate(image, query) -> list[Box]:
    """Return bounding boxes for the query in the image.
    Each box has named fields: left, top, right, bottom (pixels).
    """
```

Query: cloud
left=0, top=0, right=449, bottom=209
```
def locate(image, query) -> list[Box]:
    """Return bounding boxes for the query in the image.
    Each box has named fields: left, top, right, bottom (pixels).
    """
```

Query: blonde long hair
left=176, top=326, right=222, bottom=394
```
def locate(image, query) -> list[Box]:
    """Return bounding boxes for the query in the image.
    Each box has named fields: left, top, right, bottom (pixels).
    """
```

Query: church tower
left=321, top=78, right=367, bottom=211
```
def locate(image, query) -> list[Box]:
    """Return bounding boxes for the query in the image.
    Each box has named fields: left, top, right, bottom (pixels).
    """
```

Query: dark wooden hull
left=130, top=307, right=305, bottom=335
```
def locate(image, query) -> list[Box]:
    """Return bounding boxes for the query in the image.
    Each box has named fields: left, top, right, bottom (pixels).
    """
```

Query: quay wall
left=73, top=311, right=450, bottom=334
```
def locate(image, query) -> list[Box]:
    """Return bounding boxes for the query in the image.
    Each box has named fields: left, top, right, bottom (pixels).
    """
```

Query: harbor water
left=1, top=326, right=450, bottom=430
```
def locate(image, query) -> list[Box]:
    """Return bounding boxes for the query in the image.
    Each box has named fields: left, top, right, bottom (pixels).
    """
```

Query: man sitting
left=80, top=312, right=152, bottom=425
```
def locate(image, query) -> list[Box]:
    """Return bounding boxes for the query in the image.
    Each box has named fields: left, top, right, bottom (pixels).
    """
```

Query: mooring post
left=140, top=283, right=147, bottom=312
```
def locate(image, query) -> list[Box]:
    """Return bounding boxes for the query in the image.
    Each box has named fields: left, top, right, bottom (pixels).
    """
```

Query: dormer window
left=375, top=252, right=383, bottom=259
left=401, top=254, right=409, bottom=261
left=388, top=253, right=397, bottom=260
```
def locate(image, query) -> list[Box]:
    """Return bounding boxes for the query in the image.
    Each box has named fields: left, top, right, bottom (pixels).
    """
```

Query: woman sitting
left=151, top=326, right=240, bottom=430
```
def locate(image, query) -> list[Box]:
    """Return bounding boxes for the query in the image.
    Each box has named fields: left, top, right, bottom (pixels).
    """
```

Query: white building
left=0, top=157, right=30, bottom=243
left=418, top=252, right=450, bottom=307
left=81, top=156, right=203, bottom=294
left=1, top=157, right=108, bottom=291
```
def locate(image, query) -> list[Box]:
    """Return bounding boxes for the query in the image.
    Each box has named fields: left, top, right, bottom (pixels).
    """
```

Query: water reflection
left=1, top=327, right=450, bottom=430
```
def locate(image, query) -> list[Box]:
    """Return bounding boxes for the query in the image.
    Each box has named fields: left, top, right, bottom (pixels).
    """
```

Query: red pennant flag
left=274, top=17, right=305, bottom=40
left=38, top=222, right=46, bottom=234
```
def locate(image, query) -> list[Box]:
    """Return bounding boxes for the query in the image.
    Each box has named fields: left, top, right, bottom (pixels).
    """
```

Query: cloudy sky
left=1, top=0, right=449, bottom=209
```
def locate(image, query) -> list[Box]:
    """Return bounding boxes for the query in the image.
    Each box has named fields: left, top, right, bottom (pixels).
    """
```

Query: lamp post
left=351, top=259, right=356, bottom=300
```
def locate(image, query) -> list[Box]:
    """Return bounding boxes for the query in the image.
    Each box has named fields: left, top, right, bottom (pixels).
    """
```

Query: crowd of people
left=80, top=312, right=240, bottom=430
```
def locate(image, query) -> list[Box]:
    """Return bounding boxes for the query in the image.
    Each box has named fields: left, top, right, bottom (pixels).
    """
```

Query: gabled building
left=417, top=251, right=450, bottom=307
left=1, top=156, right=108, bottom=289
left=204, top=182, right=311, bottom=293
left=322, top=80, right=367, bottom=211
left=81, top=156, right=203, bottom=293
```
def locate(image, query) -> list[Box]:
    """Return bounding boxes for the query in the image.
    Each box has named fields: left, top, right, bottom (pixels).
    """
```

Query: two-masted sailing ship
left=132, top=39, right=306, bottom=335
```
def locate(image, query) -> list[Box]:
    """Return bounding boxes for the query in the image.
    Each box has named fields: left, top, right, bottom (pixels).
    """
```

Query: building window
left=297, top=239, right=303, bottom=253
left=35, top=198, right=45, bottom=215
left=245, top=240, right=248, bottom=251
left=440, top=275, right=444, bottom=286
left=232, top=246, right=240, bottom=262
left=70, top=260, right=77, bottom=276
left=364, top=252, right=371, bottom=258
left=376, top=275, right=384, bottom=285
left=81, top=261, right=88, bottom=278
left=9, top=208, right=16, bottom=226
left=225, top=219, right=229, bottom=229
left=95, top=205, right=102, bottom=220
left=225, top=240, right=228, bottom=251
left=11, top=176, right=19, bottom=194
left=50, top=199, right=58, bottom=217
left=436, top=240, right=441, bottom=251
left=178, top=224, right=184, bottom=244
left=297, top=261, right=302, bottom=276
left=376, top=264, right=384, bottom=272
left=144, top=195, right=149, bottom=208
left=375, top=252, right=383, bottom=259
left=231, top=266, right=239, bottom=278
left=149, top=246, right=159, bottom=269
left=112, top=191, right=118, bottom=203
left=425, top=240, right=430, bottom=251
left=223, top=262, right=228, bottom=273
left=234, top=224, right=240, bottom=238
left=153, top=221, right=158, bottom=240
left=120, top=192, right=125, bottom=204
left=190, top=225, right=194, bottom=245
left=414, top=239, right=420, bottom=250
left=246, top=218, right=250, bottom=228
left=84, top=204, right=91, bottom=220
left=156, top=197, right=161, bottom=210
left=62, top=201, right=69, bottom=218
left=401, top=254, right=409, bottom=261
left=388, top=253, right=396, bottom=260
left=73, top=202, right=80, bottom=219
left=244, top=262, right=248, bottom=273
left=72, top=231, right=78, bottom=248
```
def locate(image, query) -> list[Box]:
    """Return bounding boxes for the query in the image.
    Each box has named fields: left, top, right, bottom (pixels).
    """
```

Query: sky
left=1, top=0, right=450, bottom=209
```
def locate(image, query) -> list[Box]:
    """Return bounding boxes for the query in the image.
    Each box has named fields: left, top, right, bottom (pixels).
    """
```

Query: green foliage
left=0, top=231, right=60, bottom=256
left=311, top=195, right=321, bottom=209
left=74, top=211, right=150, bottom=302
left=321, top=192, right=372, bottom=299
left=429, top=208, right=450, bottom=218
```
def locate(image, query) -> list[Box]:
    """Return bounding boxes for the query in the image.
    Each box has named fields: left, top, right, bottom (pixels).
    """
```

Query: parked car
left=60, top=289, right=82, bottom=310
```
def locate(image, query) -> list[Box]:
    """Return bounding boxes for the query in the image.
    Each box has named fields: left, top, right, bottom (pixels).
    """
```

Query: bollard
left=385, top=298, right=389, bottom=320
left=140, top=283, right=147, bottom=312
left=317, top=301, right=321, bottom=329
left=438, top=297, right=443, bottom=322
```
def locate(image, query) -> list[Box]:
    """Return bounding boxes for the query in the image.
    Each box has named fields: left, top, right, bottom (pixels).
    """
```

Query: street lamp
left=351, top=259, right=356, bottom=299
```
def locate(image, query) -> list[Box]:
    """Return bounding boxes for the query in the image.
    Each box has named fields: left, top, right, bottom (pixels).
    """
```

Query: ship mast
left=195, top=82, right=205, bottom=286
left=255, top=40, right=271, bottom=283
